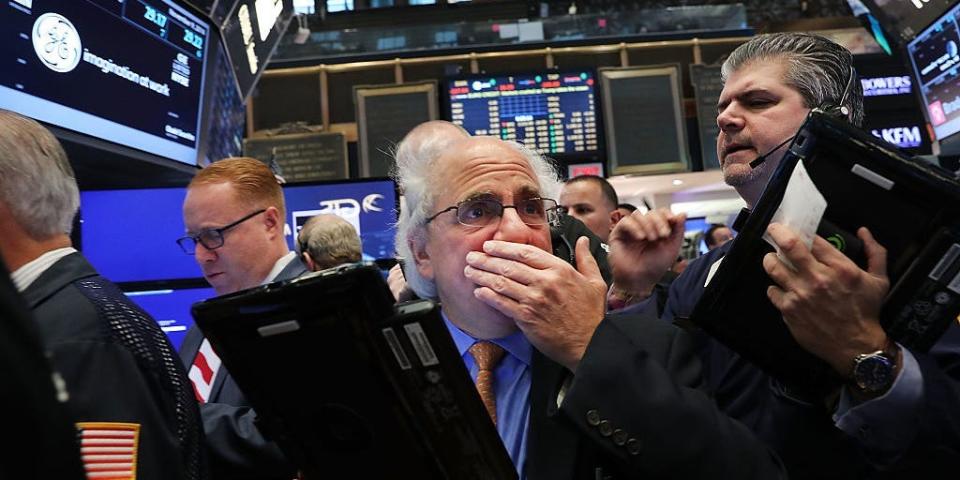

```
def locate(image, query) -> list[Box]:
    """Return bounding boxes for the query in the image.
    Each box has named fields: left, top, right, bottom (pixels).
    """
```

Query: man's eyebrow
left=516, top=185, right=542, bottom=198
left=461, top=191, right=498, bottom=202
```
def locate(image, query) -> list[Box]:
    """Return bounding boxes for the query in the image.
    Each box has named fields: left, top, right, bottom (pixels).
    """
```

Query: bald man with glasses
left=179, top=157, right=307, bottom=480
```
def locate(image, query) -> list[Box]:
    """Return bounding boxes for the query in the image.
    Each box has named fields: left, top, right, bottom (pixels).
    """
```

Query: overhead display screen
left=863, top=0, right=956, bottom=42
left=0, top=0, right=211, bottom=165
left=907, top=1, right=960, bottom=141
left=446, top=71, right=601, bottom=158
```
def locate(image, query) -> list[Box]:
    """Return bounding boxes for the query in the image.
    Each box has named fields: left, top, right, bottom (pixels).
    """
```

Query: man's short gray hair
left=721, top=32, right=864, bottom=127
left=297, top=214, right=362, bottom=270
left=0, top=110, right=79, bottom=239
left=394, top=136, right=562, bottom=300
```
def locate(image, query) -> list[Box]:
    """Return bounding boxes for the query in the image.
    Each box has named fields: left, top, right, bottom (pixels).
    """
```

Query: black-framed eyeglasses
left=425, top=197, right=561, bottom=228
left=177, top=209, right=266, bottom=254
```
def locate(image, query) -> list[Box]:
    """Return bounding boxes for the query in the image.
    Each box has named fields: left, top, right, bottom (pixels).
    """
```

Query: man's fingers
left=482, top=240, right=558, bottom=269
left=766, top=223, right=817, bottom=273
left=464, top=265, right=527, bottom=302
left=465, top=251, right=538, bottom=285
left=574, top=236, right=603, bottom=285
left=474, top=286, right=525, bottom=322
left=859, top=227, right=888, bottom=279
left=763, top=251, right=798, bottom=292
left=809, top=235, right=852, bottom=270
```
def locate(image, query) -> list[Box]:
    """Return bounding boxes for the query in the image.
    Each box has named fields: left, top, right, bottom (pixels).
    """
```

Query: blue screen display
left=80, top=179, right=399, bottom=283
left=81, top=187, right=197, bottom=283
left=446, top=71, right=600, bottom=157
left=1, top=0, right=211, bottom=165
left=125, top=286, right=215, bottom=350
left=283, top=179, right=399, bottom=260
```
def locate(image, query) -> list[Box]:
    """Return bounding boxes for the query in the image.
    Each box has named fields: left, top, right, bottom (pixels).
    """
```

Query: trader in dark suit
left=394, top=134, right=784, bottom=479
left=0, top=109, right=205, bottom=480
left=179, top=157, right=308, bottom=480
left=608, top=33, right=960, bottom=477
left=0, top=258, right=85, bottom=480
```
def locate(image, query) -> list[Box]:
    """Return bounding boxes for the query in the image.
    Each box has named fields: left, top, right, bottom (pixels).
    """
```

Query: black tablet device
left=191, top=263, right=517, bottom=479
left=690, top=110, right=960, bottom=395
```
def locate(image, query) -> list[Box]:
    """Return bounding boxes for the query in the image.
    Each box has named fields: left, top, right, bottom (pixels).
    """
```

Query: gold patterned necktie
left=468, top=341, right=506, bottom=425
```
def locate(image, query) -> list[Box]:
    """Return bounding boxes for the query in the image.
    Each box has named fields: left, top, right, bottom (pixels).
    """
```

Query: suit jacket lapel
left=525, top=350, right=580, bottom=480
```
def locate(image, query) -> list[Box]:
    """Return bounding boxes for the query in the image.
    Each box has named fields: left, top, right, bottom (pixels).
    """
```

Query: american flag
left=76, top=422, right=139, bottom=480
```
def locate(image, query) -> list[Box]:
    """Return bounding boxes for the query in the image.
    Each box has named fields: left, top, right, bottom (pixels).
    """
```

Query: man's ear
left=302, top=252, right=316, bottom=271
left=609, top=208, right=624, bottom=231
left=409, top=233, right=434, bottom=281
left=262, top=206, right=283, bottom=237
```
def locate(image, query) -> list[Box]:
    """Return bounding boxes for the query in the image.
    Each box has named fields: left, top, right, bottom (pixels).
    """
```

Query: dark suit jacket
left=0, top=258, right=85, bottom=480
left=24, top=252, right=204, bottom=480
left=664, top=243, right=960, bottom=478
left=524, top=312, right=785, bottom=479
left=180, top=255, right=308, bottom=480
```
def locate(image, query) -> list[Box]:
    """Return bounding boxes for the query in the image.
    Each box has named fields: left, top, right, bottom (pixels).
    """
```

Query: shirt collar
left=441, top=311, right=532, bottom=366
left=262, top=251, right=297, bottom=284
left=10, top=247, right=77, bottom=292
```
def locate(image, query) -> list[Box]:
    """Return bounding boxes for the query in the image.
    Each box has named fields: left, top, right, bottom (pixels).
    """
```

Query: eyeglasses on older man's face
left=425, top=197, right=561, bottom=228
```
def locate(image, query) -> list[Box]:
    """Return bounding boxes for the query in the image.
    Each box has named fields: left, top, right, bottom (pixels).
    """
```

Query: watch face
left=854, top=353, right=895, bottom=392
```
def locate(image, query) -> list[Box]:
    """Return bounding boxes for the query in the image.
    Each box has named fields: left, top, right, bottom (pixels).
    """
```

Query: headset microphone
left=748, top=135, right=796, bottom=169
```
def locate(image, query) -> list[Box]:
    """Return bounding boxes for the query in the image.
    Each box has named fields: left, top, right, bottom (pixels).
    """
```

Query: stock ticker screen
left=446, top=71, right=601, bottom=157
left=0, top=0, right=210, bottom=165
left=907, top=2, right=960, bottom=142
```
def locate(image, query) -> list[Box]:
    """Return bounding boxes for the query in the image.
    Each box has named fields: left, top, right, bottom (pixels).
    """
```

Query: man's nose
left=492, top=207, right=532, bottom=242
left=195, top=242, right=217, bottom=262
left=717, top=103, right=744, bottom=133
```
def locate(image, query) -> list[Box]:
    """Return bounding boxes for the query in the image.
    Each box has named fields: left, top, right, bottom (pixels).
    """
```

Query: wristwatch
left=851, top=343, right=899, bottom=394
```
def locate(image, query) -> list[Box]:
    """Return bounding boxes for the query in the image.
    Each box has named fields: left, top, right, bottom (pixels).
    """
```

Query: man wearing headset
left=608, top=33, right=960, bottom=477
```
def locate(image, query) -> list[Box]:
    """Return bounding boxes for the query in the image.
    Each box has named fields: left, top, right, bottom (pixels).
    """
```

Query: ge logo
left=826, top=234, right=846, bottom=252
left=32, top=13, right=82, bottom=73
left=362, top=194, right=384, bottom=213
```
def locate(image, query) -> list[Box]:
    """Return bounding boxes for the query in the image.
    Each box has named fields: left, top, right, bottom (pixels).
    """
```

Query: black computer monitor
left=444, top=70, right=602, bottom=160
left=0, top=0, right=214, bottom=166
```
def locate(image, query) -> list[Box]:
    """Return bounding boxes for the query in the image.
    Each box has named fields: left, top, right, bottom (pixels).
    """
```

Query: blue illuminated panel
left=125, top=286, right=214, bottom=350
left=80, top=179, right=399, bottom=284
left=283, top=179, right=399, bottom=261
left=80, top=187, right=198, bottom=282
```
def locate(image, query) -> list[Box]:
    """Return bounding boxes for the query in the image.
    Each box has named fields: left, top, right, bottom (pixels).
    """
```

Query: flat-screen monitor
left=854, top=54, right=932, bottom=154
left=80, top=187, right=197, bottom=283
left=125, top=285, right=215, bottom=350
left=445, top=71, right=601, bottom=159
left=906, top=2, right=960, bottom=143
left=0, top=0, right=213, bottom=166
left=283, top=178, right=399, bottom=261
left=81, top=178, right=400, bottom=284
left=863, top=0, right=957, bottom=42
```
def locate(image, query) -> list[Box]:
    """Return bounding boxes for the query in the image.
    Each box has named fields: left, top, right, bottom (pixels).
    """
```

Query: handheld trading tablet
left=191, top=263, right=517, bottom=480
left=690, top=110, right=960, bottom=396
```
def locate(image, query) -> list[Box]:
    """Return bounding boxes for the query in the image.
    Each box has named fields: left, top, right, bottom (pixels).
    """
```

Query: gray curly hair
left=393, top=123, right=562, bottom=299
